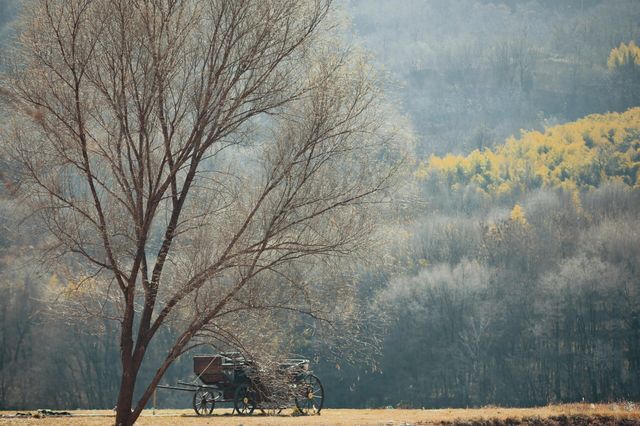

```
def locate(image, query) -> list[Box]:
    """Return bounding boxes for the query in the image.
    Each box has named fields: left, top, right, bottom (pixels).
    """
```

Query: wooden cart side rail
left=156, top=385, right=200, bottom=393
left=156, top=382, right=220, bottom=392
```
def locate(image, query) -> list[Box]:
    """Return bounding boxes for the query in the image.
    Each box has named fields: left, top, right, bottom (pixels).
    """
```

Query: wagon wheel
left=192, top=388, right=215, bottom=416
left=294, top=374, right=324, bottom=415
left=234, top=383, right=256, bottom=415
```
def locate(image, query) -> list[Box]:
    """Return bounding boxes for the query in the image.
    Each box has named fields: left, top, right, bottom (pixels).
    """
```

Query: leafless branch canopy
left=0, top=0, right=402, bottom=423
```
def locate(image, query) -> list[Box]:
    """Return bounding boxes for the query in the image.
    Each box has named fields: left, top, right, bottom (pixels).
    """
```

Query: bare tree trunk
left=115, top=302, right=136, bottom=426
left=115, top=357, right=135, bottom=426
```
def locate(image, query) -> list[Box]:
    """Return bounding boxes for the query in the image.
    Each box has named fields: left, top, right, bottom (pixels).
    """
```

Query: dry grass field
left=2, top=404, right=640, bottom=425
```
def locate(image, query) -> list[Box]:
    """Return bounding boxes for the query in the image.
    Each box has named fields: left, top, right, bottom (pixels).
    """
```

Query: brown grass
left=2, top=404, right=640, bottom=425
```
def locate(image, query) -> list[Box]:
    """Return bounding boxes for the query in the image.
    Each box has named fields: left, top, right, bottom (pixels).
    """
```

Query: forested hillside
left=1, top=0, right=640, bottom=411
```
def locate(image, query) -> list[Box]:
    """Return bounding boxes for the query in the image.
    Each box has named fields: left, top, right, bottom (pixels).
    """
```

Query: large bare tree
left=0, top=0, right=401, bottom=424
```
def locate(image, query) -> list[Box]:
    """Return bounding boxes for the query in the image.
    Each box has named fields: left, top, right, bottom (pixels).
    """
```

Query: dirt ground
left=2, top=404, right=640, bottom=425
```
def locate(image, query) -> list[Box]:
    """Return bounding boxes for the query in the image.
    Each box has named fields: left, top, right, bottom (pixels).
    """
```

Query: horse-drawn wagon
left=159, top=352, right=324, bottom=416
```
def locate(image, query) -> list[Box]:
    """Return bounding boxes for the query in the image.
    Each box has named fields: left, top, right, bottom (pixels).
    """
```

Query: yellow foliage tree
left=510, top=203, right=528, bottom=226
left=420, top=108, right=640, bottom=196
left=607, top=42, right=640, bottom=110
left=607, top=41, right=640, bottom=70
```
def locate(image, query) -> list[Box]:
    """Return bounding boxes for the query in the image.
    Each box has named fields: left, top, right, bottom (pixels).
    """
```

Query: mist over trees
left=1, top=0, right=640, bottom=413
